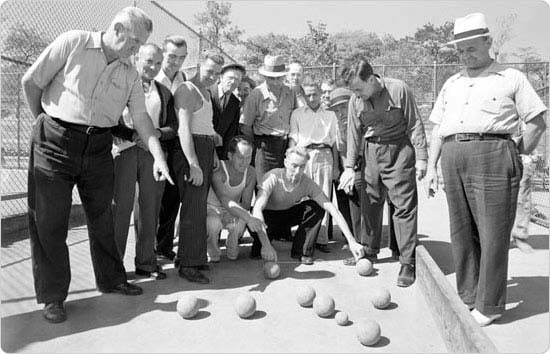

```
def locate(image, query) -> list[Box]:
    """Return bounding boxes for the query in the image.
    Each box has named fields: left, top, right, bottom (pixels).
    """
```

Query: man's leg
left=156, top=149, right=180, bottom=259
left=512, top=154, right=534, bottom=252
left=226, top=217, right=247, bottom=260
left=305, top=148, right=333, bottom=247
left=291, top=201, right=324, bottom=259
left=206, top=207, right=223, bottom=262
left=387, top=200, right=400, bottom=259
left=362, top=142, right=385, bottom=258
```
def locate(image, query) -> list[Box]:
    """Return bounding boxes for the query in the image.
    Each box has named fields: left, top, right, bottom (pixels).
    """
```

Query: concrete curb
left=416, top=245, right=499, bottom=353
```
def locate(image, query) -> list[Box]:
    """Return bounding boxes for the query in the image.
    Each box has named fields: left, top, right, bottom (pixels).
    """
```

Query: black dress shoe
left=397, top=263, right=415, bottom=287
left=178, top=267, right=210, bottom=284
left=301, top=256, right=314, bottom=265
left=100, top=282, right=143, bottom=295
left=135, top=267, right=167, bottom=280
left=197, top=264, right=210, bottom=271
left=43, top=301, right=66, bottom=323
left=315, top=244, right=331, bottom=253
left=156, top=250, right=176, bottom=261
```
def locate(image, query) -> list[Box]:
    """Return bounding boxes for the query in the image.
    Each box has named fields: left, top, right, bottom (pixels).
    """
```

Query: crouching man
left=250, top=146, right=365, bottom=264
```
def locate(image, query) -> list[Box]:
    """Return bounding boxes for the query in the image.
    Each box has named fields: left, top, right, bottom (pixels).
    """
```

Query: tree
left=1, top=22, right=49, bottom=63
left=412, top=21, right=458, bottom=63
left=492, top=12, right=518, bottom=61
left=291, top=21, right=337, bottom=65
left=194, top=1, right=243, bottom=49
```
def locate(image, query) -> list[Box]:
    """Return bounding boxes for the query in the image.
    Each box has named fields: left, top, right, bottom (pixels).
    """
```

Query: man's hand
left=213, top=152, right=220, bottom=170
left=188, top=163, right=203, bottom=186
left=153, top=159, right=174, bottom=185
left=246, top=217, right=267, bottom=234
left=416, top=159, right=427, bottom=180
left=348, top=241, right=365, bottom=261
left=214, top=133, right=223, bottom=147
left=338, top=167, right=355, bottom=194
left=261, top=244, right=278, bottom=262
left=425, top=165, right=438, bottom=198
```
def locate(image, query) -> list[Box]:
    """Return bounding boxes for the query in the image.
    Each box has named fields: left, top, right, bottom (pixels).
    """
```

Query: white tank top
left=207, top=160, right=248, bottom=208
left=187, top=81, right=216, bottom=136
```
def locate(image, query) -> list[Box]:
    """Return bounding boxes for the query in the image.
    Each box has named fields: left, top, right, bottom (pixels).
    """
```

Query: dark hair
left=204, top=51, right=225, bottom=66
left=221, top=63, right=246, bottom=75
left=163, top=35, right=187, bottom=51
left=340, top=58, right=373, bottom=85
left=227, top=135, right=253, bottom=155
left=240, top=76, right=256, bottom=89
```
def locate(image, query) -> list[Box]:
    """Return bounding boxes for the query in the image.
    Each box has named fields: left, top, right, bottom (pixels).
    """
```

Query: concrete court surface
left=1, top=191, right=548, bottom=353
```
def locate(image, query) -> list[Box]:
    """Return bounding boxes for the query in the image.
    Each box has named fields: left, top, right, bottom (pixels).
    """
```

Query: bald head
left=135, top=43, right=163, bottom=82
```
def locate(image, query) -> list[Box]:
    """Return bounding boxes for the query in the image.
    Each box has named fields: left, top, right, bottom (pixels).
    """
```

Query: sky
left=158, top=0, right=550, bottom=60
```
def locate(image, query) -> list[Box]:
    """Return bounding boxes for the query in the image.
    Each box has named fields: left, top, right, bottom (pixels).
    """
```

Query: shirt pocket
left=480, top=97, right=503, bottom=114
left=384, top=104, right=402, bottom=126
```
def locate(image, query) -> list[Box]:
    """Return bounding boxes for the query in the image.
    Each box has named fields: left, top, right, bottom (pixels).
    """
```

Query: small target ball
left=356, top=258, right=373, bottom=276
left=335, top=311, right=349, bottom=326
left=263, top=261, right=281, bottom=279
left=296, top=285, right=316, bottom=307
left=313, top=294, right=335, bottom=317
left=371, top=287, right=391, bottom=309
left=356, top=319, right=381, bottom=346
left=176, top=295, right=199, bottom=319
left=234, top=293, right=256, bottom=318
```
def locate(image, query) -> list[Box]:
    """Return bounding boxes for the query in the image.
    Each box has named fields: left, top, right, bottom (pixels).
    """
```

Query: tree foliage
left=194, top=1, right=243, bottom=48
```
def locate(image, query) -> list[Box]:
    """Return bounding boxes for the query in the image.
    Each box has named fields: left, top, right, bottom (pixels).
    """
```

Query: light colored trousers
left=305, top=148, right=333, bottom=245
left=206, top=205, right=247, bottom=261
left=112, top=145, right=165, bottom=271
left=512, top=154, right=535, bottom=241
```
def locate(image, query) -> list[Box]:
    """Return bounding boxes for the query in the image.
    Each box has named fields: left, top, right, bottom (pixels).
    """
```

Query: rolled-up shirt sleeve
left=27, top=32, right=72, bottom=89
left=345, top=96, right=363, bottom=169
left=126, top=74, right=147, bottom=118
left=513, top=70, right=547, bottom=122
left=402, top=84, right=428, bottom=160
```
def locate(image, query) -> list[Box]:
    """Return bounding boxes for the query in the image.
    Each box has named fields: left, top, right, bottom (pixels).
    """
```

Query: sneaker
left=470, top=309, right=502, bottom=326
left=301, top=256, right=314, bottom=265
left=43, top=301, right=66, bottom=323
left=397, top=263, right=415, bottom=287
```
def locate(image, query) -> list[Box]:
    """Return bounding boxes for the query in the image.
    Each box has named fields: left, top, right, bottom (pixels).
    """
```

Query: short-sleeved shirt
left=429, top=62, right=547, bottom=137
left=259, top=168, right=325, bottom=210
left=346, top=77, right=427, bottom=167
left=156, top=69, right=186, bottom=94
left=26, top=30, right=146, bottom=128
left=240, top=82, right=296, bottom=137
left=289, top=106, right=338, bottom=147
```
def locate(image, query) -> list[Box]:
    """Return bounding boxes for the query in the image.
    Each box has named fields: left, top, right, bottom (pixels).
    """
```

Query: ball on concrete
left=263, top=261, right=281, bottom=279
left=176, top=295, right=200, bottom=319
left=296, top=285, right=316, bottom=307
left=313, top=294, right=335, bottom=317
left=371, top=287, right=391, bottom=309
left=334, top=311, right=349, bottom=326
left=356, top=319, right=381, bottom=346
left=356, top=258, right=373, bottom=276
left=234, top=293, right=256, bottom=318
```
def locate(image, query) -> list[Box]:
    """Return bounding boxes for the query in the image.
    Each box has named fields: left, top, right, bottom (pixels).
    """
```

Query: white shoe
left=470, top=309, right=502, bottom=326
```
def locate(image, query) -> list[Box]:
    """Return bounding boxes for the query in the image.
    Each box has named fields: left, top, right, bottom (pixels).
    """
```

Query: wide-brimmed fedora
left=446, top=13, right=491, bottom=46
left=328, top=88, right=353, bottom=109
left=258, top=55, right=287, bottom=77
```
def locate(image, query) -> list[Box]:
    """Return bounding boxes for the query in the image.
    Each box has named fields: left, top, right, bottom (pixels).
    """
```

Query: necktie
left=221, top=92, right=230, bottom=110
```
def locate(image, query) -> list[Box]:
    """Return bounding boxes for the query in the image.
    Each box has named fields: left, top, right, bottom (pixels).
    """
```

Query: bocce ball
left=356, top=319, right=381, bottom=346
left=176, top=295, right=199, bottom=319
left=371, top=287, right=391, bottom=309
left=313, top=294, right=335, bottom=317
left=234, top=293, right=256, bottom=318
left=356, top=258, right=373, bottom=276
left=263, top=261, right=281, bottom=279
left=335, top=311, right=349, bottom=326
left=296, top=285, right=316, bottom=307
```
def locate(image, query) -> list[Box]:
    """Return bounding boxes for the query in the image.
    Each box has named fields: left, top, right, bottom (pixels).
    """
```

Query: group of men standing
left=22, top=6, right=546, bottom=330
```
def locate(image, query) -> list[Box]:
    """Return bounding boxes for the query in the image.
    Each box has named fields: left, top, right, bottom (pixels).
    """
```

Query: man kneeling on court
left=251, top=146, right=365, bottom=264
left=206, top=136, right=262, bottom=261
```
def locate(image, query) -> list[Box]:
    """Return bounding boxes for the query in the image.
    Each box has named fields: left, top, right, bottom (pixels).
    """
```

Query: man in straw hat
left=240, top=55, right=297, bottom=184
left=426, top=13, right=547, bottom=326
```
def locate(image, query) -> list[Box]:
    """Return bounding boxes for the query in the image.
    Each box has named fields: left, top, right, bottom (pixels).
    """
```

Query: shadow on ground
left=498, top=275, right=550, bottom=324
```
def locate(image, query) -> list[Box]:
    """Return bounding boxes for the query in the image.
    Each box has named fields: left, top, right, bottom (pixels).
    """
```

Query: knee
left=206, top=216, right=223, bottom=237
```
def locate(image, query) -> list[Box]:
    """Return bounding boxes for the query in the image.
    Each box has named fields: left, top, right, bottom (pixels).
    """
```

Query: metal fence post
left=16, top=76, right=21, bottom=169
left=382, top=65, right=386, bottom=78
left=332, top=62, right=336, bottom=80
left=432, top=61, right=437, bottom=108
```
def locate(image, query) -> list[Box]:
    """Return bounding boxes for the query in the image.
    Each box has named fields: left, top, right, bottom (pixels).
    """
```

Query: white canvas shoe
left=471, top=309, right=502, bottom=326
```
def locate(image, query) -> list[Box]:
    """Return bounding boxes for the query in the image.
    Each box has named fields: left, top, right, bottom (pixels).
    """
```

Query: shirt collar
left=259, top=82, right=290, bottom=101
left=86, top=31, right=103, bottom=49
left=458, top=60, right=505, bottom=78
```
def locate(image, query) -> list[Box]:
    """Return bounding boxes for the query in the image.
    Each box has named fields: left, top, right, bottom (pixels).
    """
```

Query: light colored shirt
left=26, top=30, right=146, bottom=128
left=156, top=69, right=186, bottom=94
left=113, top=81, right=161, bottom=153
left=289, top=106, right=338, bottom=147
left=429, top=62, right=547, bottom=137
left=259, top=168, right=325, bottom=211
left=240, top=82, right=296, bottom=137
left=346, top=77, right=427, bottom=167
left=184, top=81, right=216, bottom=136
left=207, top=160, right=248, bottom=209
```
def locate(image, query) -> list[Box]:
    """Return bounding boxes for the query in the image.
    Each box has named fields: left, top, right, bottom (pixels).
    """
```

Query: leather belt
left=51, top=117, right=110, bottom=135
left=306, top=143, right=331, bottom=149
left=444, top=133, right=511, bottom=143
left=365, top=135, right=406, bottom=144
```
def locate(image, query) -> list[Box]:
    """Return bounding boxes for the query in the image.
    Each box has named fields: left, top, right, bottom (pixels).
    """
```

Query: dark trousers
left=332, top=177, right=368, bottom=244
left=156, top=149, right=180, bottom=255
left=251, top=200, right=324, bottom=257
left=362, top=136, right=418, bottom=265
left=252, top=135, right=287, bottom=174
left=441, top=139, right=521, bottom=315
left=172, top=135, right=215, bottom=267
left=28, top=114, right=126, bottom=304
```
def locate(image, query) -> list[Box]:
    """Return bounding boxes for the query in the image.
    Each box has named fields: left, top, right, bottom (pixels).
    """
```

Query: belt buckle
left=455, top=133, right=471, bottom=142
left=86, top=126, right=94, bottom=135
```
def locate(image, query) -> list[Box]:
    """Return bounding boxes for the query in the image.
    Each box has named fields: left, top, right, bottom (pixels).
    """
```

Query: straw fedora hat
left=446, top=13, right=491, bottom=46
left=258, top=55, right=287, bottom=77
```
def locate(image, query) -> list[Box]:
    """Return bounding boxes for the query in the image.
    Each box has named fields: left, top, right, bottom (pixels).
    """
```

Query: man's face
left=113, top=23, right=149, bottom=59
left=162, top=42, right=187, bottom=76
left=220, top=69, right=243, bottom=94
left=350, top=76, right=378, bottom=100
left=136, top=47, right=163, bottom=82
left=238, top=81, right=252, bottom=102
left=265, top=76, right=285, bottom=88
left=228, top=142, right=253, bottom=173
left=303, top=85, right=321, bottom=110
left=284, top=152, right=307, bottom=183
left=199, top=58, right=222, bottom=87
left=321, top=83, right=335, bottom=106
left=456, top=37, right=492, bottom=70
left=287, top=64, right=303, bottom=87
left=331, top=102, right=349, bottom=122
